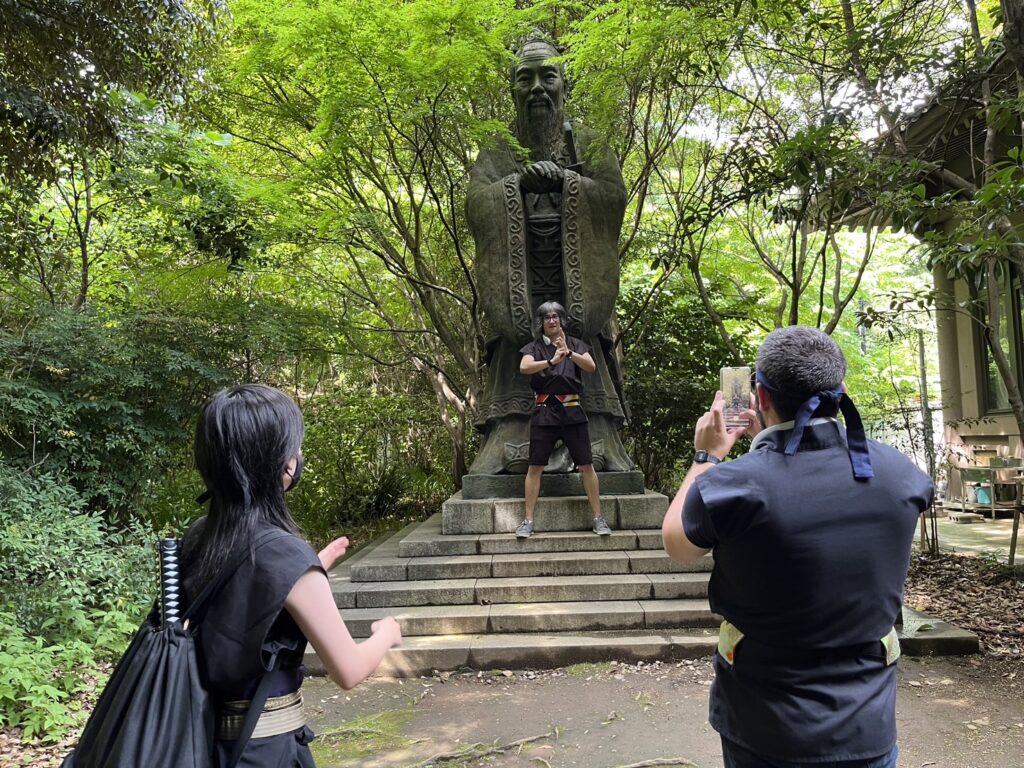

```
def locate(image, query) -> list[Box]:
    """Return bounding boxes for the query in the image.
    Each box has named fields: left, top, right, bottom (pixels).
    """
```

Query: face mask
left=285, top=454, right=303, bottom=492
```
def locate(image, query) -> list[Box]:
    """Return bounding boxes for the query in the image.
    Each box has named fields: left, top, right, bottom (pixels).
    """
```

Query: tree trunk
left=984, top=261, right=1024, bottom=456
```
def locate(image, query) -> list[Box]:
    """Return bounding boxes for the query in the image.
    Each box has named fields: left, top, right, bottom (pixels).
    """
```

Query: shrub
left=0, top=305, right=229, bottom=516
left=0, top=469, right=153, bottom=740
left=620, top=283, right=751, bottom=493
left=290, top=390, right=453, bottom=545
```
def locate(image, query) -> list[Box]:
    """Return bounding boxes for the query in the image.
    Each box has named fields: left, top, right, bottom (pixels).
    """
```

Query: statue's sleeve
left=467, top=145, right=533, bottom=343
left=561, top=136, right=627, bottom=338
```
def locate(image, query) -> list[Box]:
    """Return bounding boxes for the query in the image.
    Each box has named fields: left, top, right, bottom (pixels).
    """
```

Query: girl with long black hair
left=182, top=384, right=401, bottom=767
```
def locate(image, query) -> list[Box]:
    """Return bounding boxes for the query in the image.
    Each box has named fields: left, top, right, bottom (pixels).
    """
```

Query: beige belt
left=716, top=620, right=901, bottom=667
left=218, top=690, right=304, bottom=740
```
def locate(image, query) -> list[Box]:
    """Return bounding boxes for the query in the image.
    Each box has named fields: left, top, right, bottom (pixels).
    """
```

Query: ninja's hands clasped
left=551, top=335, right=569, bottom=364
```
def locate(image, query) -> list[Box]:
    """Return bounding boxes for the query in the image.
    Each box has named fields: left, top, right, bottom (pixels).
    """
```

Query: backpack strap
left=182, top=528, right=290, bottom=622
left=224, top=651, right=286, bottom=768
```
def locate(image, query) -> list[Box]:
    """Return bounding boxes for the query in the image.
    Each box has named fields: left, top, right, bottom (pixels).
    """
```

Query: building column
left=933, top=265, right=963, bottom=423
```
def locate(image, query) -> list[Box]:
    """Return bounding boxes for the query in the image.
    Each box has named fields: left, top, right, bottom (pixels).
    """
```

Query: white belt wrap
left=218, top=690, right=304, bottom=740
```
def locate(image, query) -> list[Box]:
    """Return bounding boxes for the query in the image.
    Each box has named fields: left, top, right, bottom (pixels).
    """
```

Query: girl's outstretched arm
left=285, top=569, right=402, bottom=689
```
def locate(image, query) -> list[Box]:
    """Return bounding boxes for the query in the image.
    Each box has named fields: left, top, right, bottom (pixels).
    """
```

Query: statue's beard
left=517, top=102, right=563, bottom=162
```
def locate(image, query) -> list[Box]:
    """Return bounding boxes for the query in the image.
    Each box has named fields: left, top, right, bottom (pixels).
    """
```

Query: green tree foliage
left=0, top=0, right=221, bottom=181
left=620, top=275, right=749, bottom=492
left=0, top=305, right=230, bottom=513
left=568, top=0, right=956, bottom=352
left=294, top=390, right=453, bottom=544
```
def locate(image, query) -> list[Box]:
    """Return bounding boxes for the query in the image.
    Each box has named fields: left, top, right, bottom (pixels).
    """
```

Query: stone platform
left=461, top=470, right=645, bottom=499
left=442, top=489, right=667, bottom=534
left=308, top=508, right=981, bottom=677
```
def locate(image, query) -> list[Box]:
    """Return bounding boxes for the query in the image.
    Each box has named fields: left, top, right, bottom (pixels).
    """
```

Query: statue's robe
left=466, top=126, right=633, bottom=474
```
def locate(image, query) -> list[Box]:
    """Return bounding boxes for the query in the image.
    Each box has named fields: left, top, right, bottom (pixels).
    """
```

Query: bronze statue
left=466, top=37, right=633, bottom=475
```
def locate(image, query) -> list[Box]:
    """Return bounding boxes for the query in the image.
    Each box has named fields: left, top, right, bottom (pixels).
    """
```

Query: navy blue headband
left=755, top=370, right=874, bottom=479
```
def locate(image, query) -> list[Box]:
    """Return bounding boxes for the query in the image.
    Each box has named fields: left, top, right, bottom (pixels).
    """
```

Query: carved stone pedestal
left=460, top=470, right=645, bottom=500
left=442, top=486, right=666, bottom=535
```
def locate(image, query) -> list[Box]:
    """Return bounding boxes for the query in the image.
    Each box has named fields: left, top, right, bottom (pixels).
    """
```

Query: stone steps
left=350, top=547, right=713, bottom=582
left=304, top=630, right=721, bottom=677
left=337, top=572, right=711, bottom=609
left=314, top=509, right=979, bottom=677
left=442, top=491, right=668, bottom=534
left=340, top=598, right=720, bottom=637
left=399, top=517, right=664, bottom=558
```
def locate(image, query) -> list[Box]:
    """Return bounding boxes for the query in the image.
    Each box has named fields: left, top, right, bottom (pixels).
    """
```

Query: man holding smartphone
left=662, top=326, right=933, bottom=768
left=517, top=301, right=611, bottom=538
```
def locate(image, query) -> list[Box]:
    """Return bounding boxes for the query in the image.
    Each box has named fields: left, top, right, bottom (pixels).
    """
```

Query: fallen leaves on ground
left=0, top=728, right=75, bottom=768
left=906, top=552, right=1024, bottom=659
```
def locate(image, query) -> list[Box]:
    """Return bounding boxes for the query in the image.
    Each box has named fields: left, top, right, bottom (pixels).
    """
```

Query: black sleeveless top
left=520, top=335, right=590, bottom=426
left=182, top=519, right=325, bottom=701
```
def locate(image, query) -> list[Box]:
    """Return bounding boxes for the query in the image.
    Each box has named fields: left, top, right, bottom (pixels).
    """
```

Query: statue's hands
left=520, top=161, right=564, bottom=193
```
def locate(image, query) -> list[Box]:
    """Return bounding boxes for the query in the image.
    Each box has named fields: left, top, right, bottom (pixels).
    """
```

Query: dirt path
left=304, top=655, right=1024, bottom=768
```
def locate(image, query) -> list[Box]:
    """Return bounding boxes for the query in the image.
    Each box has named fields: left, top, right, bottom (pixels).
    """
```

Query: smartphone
left=720, top=366, right=751, bottom=429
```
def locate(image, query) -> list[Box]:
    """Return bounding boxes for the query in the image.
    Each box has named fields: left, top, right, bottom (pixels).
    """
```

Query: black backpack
left=62, top=529, right=288, bottom=768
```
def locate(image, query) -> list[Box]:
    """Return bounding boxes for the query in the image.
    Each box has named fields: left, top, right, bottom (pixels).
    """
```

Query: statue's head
left=510, top=37, right=566, bottom=128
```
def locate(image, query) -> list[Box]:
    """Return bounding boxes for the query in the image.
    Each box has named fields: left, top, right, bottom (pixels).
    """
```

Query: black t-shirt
left=181, top=519, right=325, bottom=701
left=520, top=336, right=589, bottom=426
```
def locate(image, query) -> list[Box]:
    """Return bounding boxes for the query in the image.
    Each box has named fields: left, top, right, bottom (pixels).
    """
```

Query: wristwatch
left=693, top=450, right=722, bottom=465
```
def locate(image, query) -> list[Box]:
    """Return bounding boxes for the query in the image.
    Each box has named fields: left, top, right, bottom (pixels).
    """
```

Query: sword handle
left=563, top=121, right=579, bottom=167
left=158, top=538, right=182, bottom=627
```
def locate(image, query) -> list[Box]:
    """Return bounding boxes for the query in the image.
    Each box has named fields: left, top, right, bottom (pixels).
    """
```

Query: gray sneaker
left=593, top=517, right=612, bottom=536
left=516, top=519, right=535, bottom=538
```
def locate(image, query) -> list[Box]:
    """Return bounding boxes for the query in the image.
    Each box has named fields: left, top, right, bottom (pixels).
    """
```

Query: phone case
left=721, top=366, right=751, bottom=429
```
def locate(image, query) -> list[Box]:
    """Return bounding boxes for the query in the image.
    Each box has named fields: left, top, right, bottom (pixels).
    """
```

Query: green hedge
left=0, top=469, right=153, bottom=740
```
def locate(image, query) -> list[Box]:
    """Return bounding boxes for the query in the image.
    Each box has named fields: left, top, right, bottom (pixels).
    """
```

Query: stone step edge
left=446, top=490, right=667, bottom=503
left=334, top=572, right=711, bottom=608
left=350, top=550, right=714, bottom=582
left=340, top=599, right=720, bottom=636
left=303, top=607, right=979, bottom=678
left=399, top=513, right=668, bottom=557
left=442, top=491, right=669, bottom=535
left=304, top=631, right=720, bottom=677
left=360, top=549, right=703, bottom=565
left=339, top=572, right=708, bottom=588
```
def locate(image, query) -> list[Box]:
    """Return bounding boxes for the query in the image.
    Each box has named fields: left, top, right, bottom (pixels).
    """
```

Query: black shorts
left=528, top=422, right=593, bottom=467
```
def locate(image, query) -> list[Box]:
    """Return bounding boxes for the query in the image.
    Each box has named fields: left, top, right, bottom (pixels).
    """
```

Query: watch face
left=695, top=451, right=708, bottom=463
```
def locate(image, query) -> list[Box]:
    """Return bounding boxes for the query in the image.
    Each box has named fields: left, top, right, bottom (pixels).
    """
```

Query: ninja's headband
left=755, top=370, right=874, bottom=480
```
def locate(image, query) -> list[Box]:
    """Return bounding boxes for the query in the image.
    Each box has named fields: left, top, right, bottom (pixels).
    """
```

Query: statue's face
left=512, top=48, right=564, bottom=121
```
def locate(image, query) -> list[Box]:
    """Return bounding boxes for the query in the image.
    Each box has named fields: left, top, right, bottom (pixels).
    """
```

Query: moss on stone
left=565, top=661, right=612, bottom=677
left=310, top=708, right=418, bottom=766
